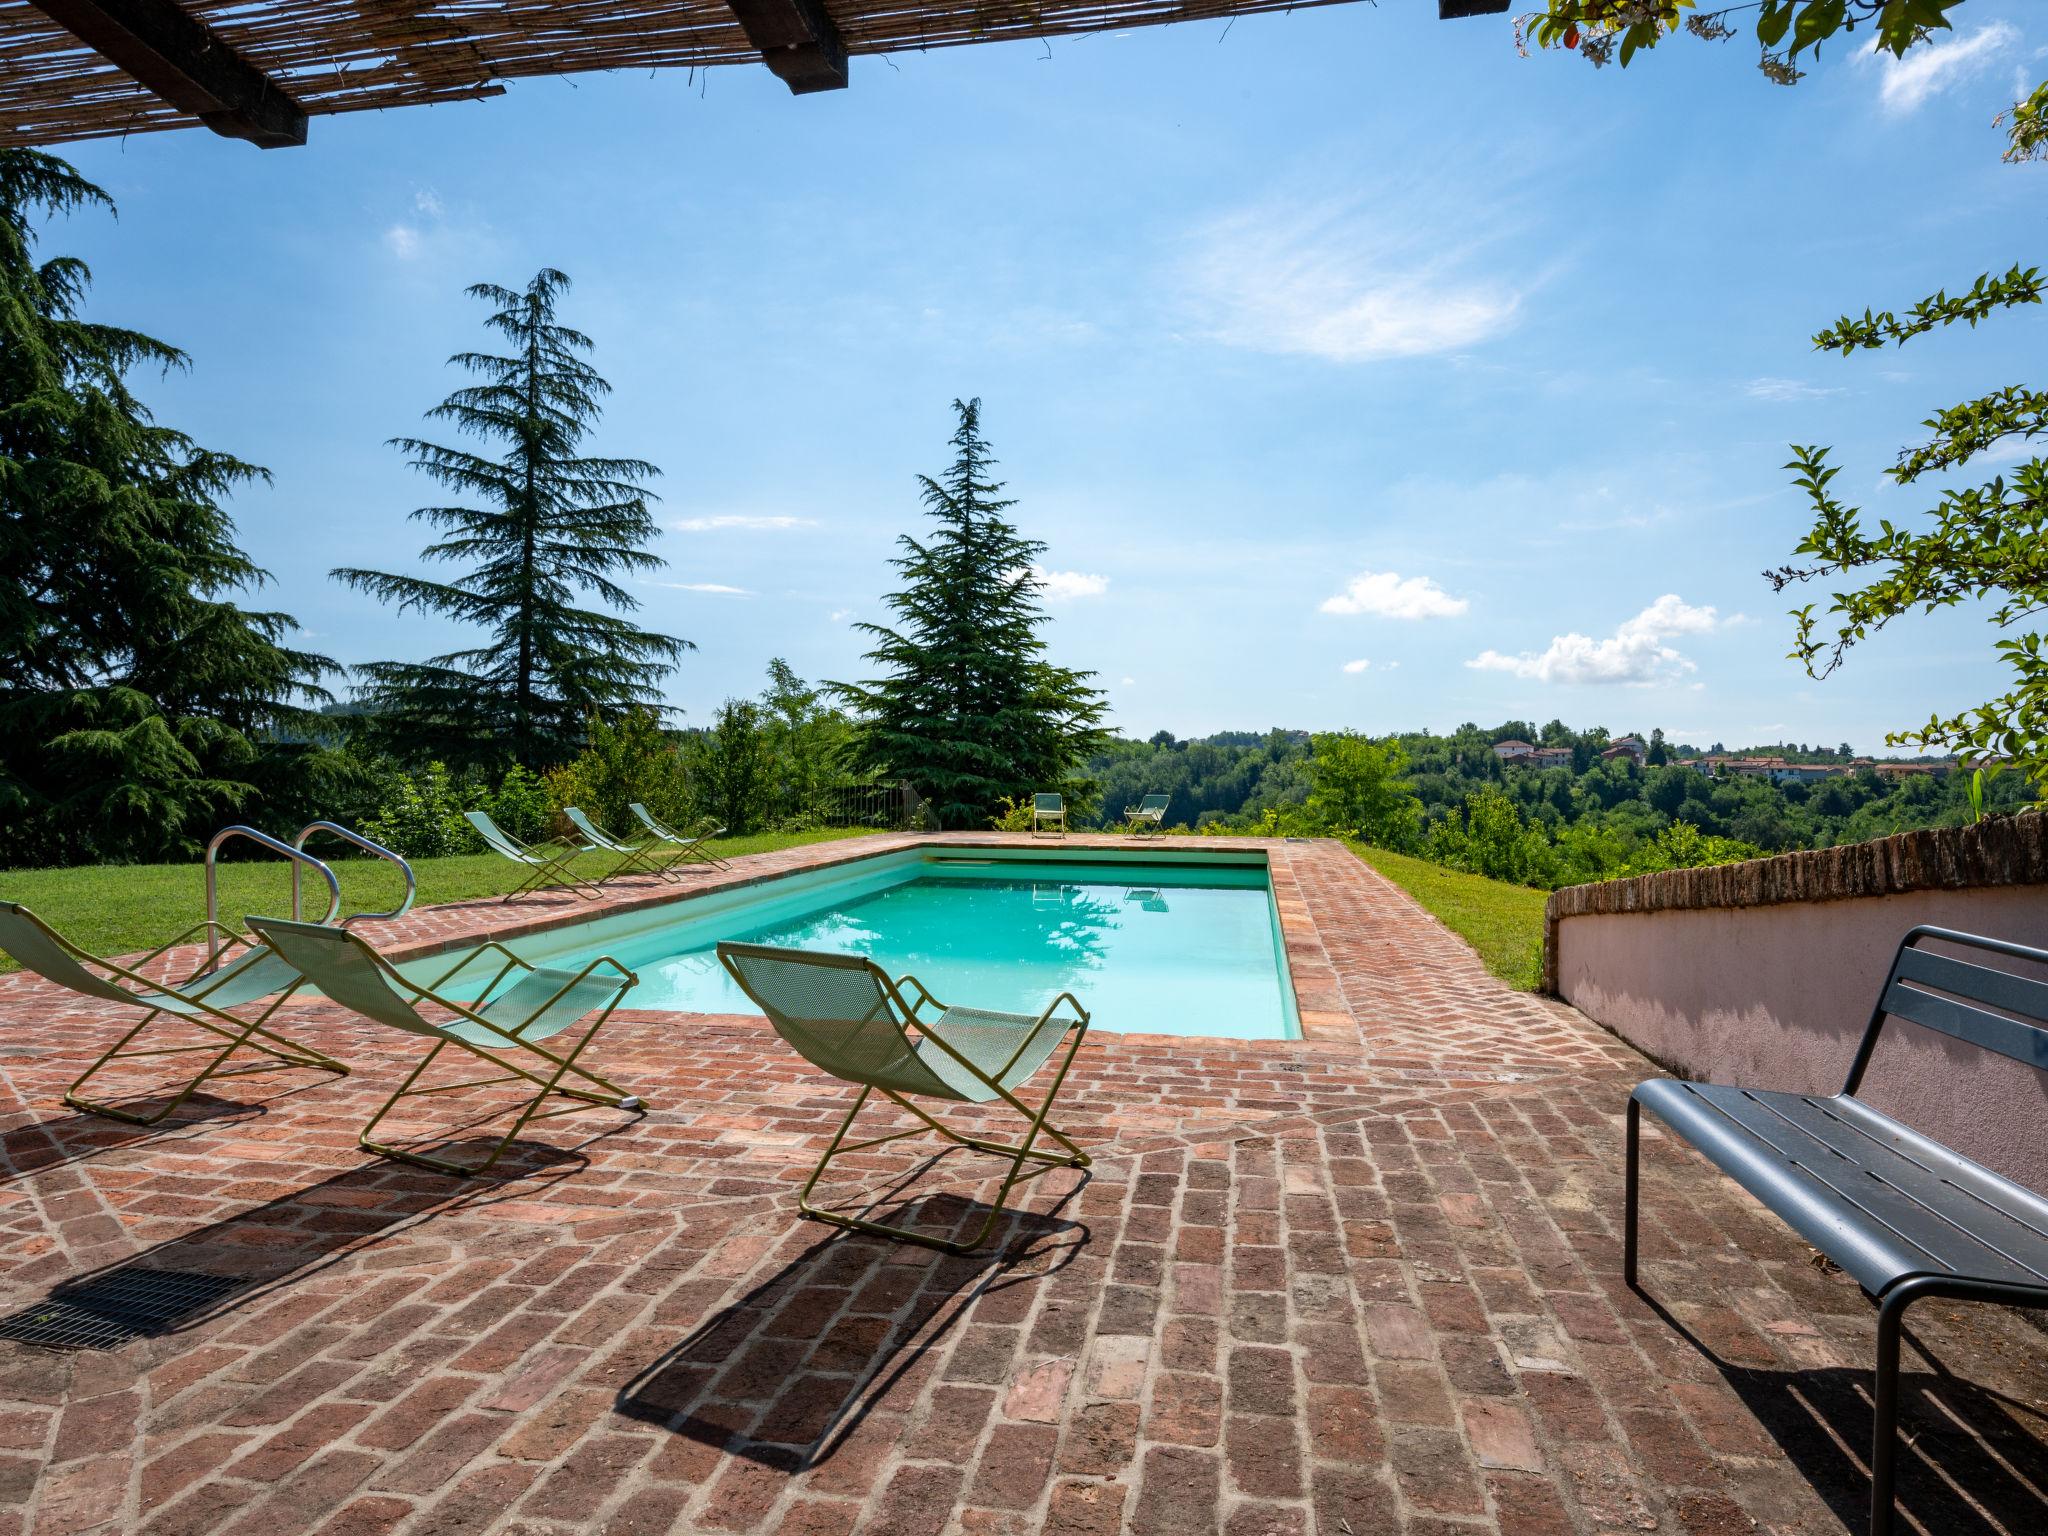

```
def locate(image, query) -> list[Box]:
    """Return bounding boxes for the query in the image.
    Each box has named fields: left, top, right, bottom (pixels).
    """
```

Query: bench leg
left=1870, top=1291, right=1912, bottom=1536
left=1623, top=1095, right=1641, bottom=1288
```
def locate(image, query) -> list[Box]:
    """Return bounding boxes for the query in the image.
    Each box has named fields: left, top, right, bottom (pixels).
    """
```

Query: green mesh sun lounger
left=717, top=941, right=1091, bottom=1253
left=0, top=902, right=347, bottom=1125
left=1124, top=794, right=1170, bottom=836
left=248, top=916, right=645, bottom=1176
left=563, top=806, right=684, bottom=885
left=628, top=803, right=730, bottom=870
left=465, top=809, right=603, bottom=902
left=1031, top=793, right=1066, bottom=840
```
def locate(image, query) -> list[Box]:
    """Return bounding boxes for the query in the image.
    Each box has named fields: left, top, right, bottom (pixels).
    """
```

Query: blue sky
left=47, top=1, right=2048, bottom=750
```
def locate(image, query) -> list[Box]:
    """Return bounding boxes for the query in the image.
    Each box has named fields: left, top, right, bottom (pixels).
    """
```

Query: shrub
left=1627, top=820, right=1761, bottom=875
left=989, top=796, right=1035, bottom=832
left=1306, top=732, right=1423, bottom=849
left=360, top=762, right=478, bottom=858
left=547, top=710, right=691, bottom=837
left=687, top=700, right=772, bottom=834
left=476, top=764, right=551, bottom=844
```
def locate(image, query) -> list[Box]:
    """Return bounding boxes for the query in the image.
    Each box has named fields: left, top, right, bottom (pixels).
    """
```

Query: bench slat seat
left=1633, top=1079, right=2048, bottom=1297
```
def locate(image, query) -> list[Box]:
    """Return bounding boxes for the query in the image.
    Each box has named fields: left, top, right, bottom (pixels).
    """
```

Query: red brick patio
left=1, top=835, right=2042, bottom=1535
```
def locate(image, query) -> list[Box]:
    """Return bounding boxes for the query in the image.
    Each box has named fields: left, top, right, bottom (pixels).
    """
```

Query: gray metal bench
left=1625, top=925, right=2048, bottom=1536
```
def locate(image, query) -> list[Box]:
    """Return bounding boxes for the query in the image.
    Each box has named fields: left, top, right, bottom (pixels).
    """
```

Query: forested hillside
left=1086, top=721, right=2036, bottom=890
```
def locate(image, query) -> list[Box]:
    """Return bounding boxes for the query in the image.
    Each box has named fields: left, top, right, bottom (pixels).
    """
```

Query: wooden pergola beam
left=1437, top=1, right=1510, bottom=16
left=25, top=0, right=307, bottom=147
left=725, top=0, right=848, bottom=94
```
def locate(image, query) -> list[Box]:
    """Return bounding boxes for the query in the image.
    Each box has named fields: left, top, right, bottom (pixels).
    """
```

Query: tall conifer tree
left=0, top=151, right=334, bottom=864
left=337, top=268, right=686, bottom=769
left=836, top=399, right=1108, bottom=827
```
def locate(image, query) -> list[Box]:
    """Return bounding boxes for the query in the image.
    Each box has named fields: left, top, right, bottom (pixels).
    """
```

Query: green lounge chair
left=248, top=916, right=644, bottom=1176
left=0, top=902, right=347, bottom=1126
left=1031, top=793, right=1066, bottom=840
left=563, top=806, right=683, bottom=885
left=628, top=804, right=729, bottom=870
left=716, top=941, right=1091, bottom=1252
left=464, top=810, right=602, bottom=902
left=1124, top=794, right=1170, bottom=837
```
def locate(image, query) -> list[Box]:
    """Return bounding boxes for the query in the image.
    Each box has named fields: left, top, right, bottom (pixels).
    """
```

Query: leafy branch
left=1765, top=267, right=2048, bottom=786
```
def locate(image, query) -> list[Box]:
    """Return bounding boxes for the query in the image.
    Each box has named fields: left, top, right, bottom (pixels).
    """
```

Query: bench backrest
left=1844, top=926, right=2048, bottom=1095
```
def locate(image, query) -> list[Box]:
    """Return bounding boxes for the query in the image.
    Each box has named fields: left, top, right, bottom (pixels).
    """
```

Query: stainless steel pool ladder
left=201, top=821, right=416, bottom=963
left=290, top=821, right=416, bottom=930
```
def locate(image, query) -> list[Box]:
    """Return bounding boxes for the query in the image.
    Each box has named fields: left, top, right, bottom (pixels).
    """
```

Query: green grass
left=0, top=827, right=878, bottom=970
left=1347, top=842, right=1550, bottom=991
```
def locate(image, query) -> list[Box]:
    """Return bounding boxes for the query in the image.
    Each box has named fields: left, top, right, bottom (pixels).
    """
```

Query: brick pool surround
left=1, top=833, right=2042, bottom=1535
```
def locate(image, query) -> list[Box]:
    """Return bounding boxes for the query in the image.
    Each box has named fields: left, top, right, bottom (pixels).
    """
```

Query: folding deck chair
left=628, top=804, right=730, bottom=870
left=0, top=902, right=347, bottom=1125
left=717, top=941, right=1091, bottom=1252
left=248, top=916, right=645, bottom=1176
left=464, top=810, right=603, bottom=902
left=563, top=807, right=685, bottom=885
left=1031, top=793, right=1066, bottom=840
left=1124, top=794, right=1170, bottom=837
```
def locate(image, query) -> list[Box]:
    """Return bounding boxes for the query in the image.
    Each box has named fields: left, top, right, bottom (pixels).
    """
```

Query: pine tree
left=835, top=399, right=1108, bottom=828
left=0, top=150, right=335, bottom=864
left=337, top=268, right=687, bottom=770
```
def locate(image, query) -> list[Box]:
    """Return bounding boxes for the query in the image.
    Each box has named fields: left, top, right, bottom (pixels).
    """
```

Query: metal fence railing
left=807, top=781, right=934, bottom=832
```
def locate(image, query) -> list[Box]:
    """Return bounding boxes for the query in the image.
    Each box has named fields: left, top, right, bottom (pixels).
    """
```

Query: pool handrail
left=203, top=826, right=341, bottom=963
left=292, top=821, right=417, bottom=928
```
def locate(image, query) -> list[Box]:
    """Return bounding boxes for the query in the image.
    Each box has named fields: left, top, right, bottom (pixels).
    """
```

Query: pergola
left=0, top=0, right=1507, bottom=149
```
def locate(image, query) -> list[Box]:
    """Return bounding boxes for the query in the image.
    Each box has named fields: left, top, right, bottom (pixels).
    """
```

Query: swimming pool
left=445, top=848, right=1299, bottom=1040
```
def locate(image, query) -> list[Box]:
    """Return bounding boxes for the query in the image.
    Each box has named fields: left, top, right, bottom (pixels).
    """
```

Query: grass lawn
left=1348, top=841, right=1550, bottom=991
left=0, top=827, right=878, bottom=971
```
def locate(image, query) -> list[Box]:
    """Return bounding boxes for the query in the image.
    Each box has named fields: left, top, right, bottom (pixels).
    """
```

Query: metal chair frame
left=464, top=811, right=605, bottom=903
left=0, top=904, right=347, bottom=1127
left=1030, top=793, right=1066, bottom=840
left=563, top=806, right=685, bottom=885
left=248, top=919, right=644, bottom=1177
left=718, top=942, right=1090, bottom=1253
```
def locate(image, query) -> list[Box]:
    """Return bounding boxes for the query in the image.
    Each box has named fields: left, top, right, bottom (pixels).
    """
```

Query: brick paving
left=0, top=834, right=2042, bottom=1535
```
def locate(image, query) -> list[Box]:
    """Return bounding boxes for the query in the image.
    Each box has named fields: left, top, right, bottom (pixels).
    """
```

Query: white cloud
left=1341, top=658, right=1371, bottom=674
left=651, top=581, right=752, bottom=596
left=1179, top=196, right=1521, bottom=363
left=828, top=607, right=854, bottom=623
left=1745, top=377, right=1844, bottom=403
left=1120, top=676, right=1137, bottom=686
left=383, top=225, right=420, bottom=259
left=1320, top=570, right=1468, bottom=621
left=1980, top=437, right=2042, bottom=466
left=413, top=188, right=444, bottom=217
left=1872, top=23, right=2017, bottom=115
left=1035, top=568, right=1109, bottom=601
left=673, top=514, right=819, bottom=533
left=1558, top=507, right=1671, bottom=533
left=1466, top=594, right=1722, bottom=686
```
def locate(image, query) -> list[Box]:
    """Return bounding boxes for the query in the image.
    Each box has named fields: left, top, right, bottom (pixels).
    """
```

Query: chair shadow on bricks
left=616, top=1155, right=1090, bottom=1473
left=0, top=1085, right=293, bottom=1185
left=0, top=1138, right=588, bottom=1353
left=1638, top=1290, right=2048, bottom=1534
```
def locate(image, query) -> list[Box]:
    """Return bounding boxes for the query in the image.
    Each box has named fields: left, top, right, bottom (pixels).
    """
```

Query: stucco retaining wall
left=1546, top=816, right=2048, bottom=1190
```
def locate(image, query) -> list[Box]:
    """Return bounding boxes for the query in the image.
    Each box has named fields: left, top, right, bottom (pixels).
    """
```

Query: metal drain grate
left=0, top=1268, right=252, bottom=1351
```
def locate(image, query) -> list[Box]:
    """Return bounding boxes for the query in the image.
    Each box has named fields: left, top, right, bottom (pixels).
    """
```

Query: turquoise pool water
left=496, top=853, right=1298, bottom=1040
